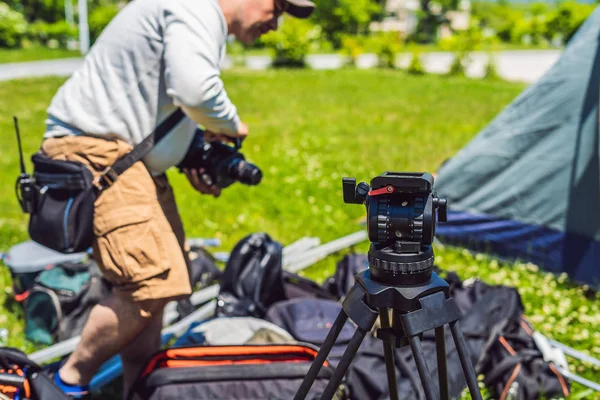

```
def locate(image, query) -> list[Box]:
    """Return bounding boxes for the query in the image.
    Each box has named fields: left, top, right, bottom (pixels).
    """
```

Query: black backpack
left=216, top=233, right=334, bottom=318
left=24, top=260, right=111, bottom=345
left=216, top=233, right=287, bottom=318
left=324, top=253, right=368, bottom=300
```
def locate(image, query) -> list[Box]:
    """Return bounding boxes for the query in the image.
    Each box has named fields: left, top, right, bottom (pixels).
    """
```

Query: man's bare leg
left=58, top=294, right=167, bottom=386
left=120, top=309, right=164, bottom=397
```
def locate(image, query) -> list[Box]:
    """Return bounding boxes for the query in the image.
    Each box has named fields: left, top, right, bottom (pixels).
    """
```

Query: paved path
left=0, top=58, right=83, bottom=81
left=0, top=50, right=561, bottom=84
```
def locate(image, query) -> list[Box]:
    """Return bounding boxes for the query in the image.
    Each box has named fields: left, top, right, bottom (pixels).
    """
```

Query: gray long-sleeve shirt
left=44, top=0, right=240, bottom=174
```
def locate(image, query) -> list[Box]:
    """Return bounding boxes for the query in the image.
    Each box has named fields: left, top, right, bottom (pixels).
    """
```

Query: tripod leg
left=435, top=326, right=449, bottom=400
left=294, top=311, right=349, bottom=400
left=449, top=320, right=483, bottom=400
left=319, top=327, right=369, bottom=400
left=408, top=334, right=440, bottom=400
left=379, top=308, right=399, bottom=400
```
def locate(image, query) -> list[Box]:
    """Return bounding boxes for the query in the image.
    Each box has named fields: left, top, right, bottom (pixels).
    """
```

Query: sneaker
left=53, top=371, right=91, bottom=399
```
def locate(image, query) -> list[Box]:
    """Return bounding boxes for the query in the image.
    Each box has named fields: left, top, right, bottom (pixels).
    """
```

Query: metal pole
left=78, top=0, right=90, bottom=54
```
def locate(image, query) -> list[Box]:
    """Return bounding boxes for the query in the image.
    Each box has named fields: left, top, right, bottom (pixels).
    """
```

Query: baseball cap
left=283, top=0, right=315, bottom=19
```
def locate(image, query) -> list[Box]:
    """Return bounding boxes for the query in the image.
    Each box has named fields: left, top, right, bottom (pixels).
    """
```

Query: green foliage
left=0, top=3, right=28, bottom=48
left=483, top=53, right=501, bottom=81
left=4, top=0, right=65, bottom=23
left=544, top=2, right=595, bottom=45
left=310, top=0, right=380, bottom=48
left=29, top=20, right=77, bottom=48
left=440, top=21, right=487, bottom=78
left=408, top=0, right=461, bottom=44
left=472, top=1, right=595, bottom=47
left=447, top=53, right=467, bottom=77
left=407, top=52, right=426, bottom=75
left=511, top=15, right=547, bottom=46
left=368, top=32, right=402, bottom=68
left=261, top=18, right=320, bottom=68
left=340, top=35, right=364, bottom=67
left=89, top=4, right=120, bottom=43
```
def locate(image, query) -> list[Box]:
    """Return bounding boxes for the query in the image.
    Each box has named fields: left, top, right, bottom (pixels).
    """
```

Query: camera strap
left=93, top=108, right=185, bottom=191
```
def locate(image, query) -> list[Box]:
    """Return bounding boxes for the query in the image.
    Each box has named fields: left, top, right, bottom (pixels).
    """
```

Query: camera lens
left=228, top=160, right=262, bottom=185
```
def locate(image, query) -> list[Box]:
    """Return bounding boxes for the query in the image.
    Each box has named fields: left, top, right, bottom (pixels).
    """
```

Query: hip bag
left=15, top=110, right=184, bottom=254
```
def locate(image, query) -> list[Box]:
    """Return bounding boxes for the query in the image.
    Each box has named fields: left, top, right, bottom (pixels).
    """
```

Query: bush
left=407, top=52, right=426, bottom=75
left=483, top=53, right=501, bottom=80
left=89, top=4, right=120, bottom=43
left=340, top=35, right=364, bottom=67
left=447, top=53, right=467, bottom=77
left=29, top=20, right=77, bottom=48
left=311, top=0, right=381, bottom=48
left=368, top=32, right=402, bottom=69
left=0, top=3, right=28, bottom=48
left=261, top=18, right=320, bottom=68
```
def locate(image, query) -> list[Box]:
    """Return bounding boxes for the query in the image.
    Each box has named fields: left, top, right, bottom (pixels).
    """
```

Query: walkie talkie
left=14, top=116, right=36, bottom=214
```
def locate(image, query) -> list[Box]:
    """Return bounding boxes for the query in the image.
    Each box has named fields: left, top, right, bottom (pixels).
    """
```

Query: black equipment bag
left=216, top=232, right=287, bottom=317
left=128, top=344, right=346, bottom=400
left=0, top=347, right=69, bottom=400
left=216, top=233, right=335, bottom=318
left=18, top=109, right=184, bottom=254
left=479, top=313, right=571, bottom=399
left=324, top=253, right=368, bottom=300
left=282, top=270, right=337, bottom=300
left=265, top=298, right=357, bottom=366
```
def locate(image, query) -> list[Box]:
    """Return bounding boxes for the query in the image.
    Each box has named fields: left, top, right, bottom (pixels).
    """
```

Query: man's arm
left=163, top=0, right=242, bottom=136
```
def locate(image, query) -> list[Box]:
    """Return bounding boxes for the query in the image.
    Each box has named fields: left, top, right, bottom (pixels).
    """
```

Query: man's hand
left=205, top=121, right=249, bottom=143
left=183, top=168, right=221, bottom=197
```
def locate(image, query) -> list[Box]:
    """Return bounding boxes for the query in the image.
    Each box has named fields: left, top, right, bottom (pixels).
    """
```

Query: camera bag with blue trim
left=15, top=110, right=184, bottom=254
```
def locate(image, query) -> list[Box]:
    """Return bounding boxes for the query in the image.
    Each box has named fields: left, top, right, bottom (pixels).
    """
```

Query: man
left=42, top=0, right=314, bottom=397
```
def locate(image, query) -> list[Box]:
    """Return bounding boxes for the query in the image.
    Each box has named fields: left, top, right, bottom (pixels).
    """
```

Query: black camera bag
left=23, top=109, right=184, bottom=254
left=28, top=153, right=96, bottom=253
left=127, top=344, right=344, bottom=400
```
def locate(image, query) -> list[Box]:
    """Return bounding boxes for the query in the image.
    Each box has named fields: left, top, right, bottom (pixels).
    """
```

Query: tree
left=311, top=0, right=380, bottom=48
left=410, top=0, right=460, bottom=44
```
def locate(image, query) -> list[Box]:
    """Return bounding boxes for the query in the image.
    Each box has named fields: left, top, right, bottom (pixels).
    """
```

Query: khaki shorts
left=41, top=135, right=192, bottom=303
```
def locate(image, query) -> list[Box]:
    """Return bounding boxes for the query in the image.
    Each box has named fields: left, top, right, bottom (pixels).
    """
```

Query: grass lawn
left=0, top=70, right=598, bottom=398
left=0, top=46, right=80, bottom=64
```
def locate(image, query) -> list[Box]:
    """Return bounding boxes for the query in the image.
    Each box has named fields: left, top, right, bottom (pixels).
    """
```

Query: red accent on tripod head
left=368, top=185, right=395, bottom=197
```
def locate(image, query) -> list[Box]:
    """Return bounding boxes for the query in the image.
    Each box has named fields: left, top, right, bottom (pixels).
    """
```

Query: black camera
left=177, top=128, right=262, bottom=189
left=343, top=172, right=448, bottom=285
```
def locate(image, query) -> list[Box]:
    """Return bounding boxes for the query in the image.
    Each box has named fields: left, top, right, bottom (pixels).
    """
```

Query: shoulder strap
left=93, top=108, right=185, bottom=191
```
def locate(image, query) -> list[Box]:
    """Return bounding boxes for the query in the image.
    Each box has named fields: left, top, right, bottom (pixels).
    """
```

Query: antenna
left=13, top=116, right=27, bottom=175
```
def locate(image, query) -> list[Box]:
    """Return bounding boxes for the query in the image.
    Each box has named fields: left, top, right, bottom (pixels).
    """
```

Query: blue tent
left=434, top=7, right=600, bottom=288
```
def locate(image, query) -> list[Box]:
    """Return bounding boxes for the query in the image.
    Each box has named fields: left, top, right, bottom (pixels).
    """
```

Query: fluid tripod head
left=343, top=172, right=448, bottom=286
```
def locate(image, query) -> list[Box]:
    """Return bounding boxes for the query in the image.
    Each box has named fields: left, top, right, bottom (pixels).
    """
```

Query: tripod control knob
left=356, top=182, right=370, bottom=200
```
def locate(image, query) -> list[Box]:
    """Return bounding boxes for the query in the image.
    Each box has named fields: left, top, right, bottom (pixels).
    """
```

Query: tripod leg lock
left=343, top=285, right=379, bottom=331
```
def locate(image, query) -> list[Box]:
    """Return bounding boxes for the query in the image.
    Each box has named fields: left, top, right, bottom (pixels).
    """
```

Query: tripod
left=294, top=269, right=483, bottom=400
